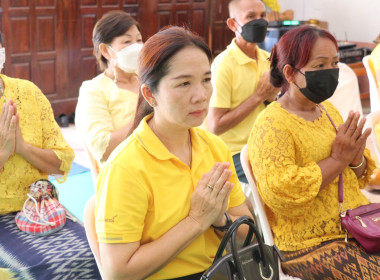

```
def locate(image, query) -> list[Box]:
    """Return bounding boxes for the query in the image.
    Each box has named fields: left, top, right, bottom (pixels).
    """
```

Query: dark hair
left=269, top=25, right=338, bottom=92
left=130, top=26, right=212, bottom=134
left=92, top=10, right=140, bottom=71
left=0, top=32, right=3, bottom=45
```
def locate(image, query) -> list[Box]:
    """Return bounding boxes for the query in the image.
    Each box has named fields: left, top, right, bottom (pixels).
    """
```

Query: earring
left=151, top=101, right=157, bottom=107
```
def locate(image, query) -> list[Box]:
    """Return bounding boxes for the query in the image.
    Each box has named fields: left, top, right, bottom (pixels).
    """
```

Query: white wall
left=278, top=0, right=380, bottom=43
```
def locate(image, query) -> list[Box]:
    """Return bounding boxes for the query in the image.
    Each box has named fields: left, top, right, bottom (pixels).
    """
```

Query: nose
left=192, top=83, right=210, bottom=103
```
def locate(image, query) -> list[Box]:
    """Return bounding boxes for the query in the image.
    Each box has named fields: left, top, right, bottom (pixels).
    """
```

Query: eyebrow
left=120, top=34, right=141, bottom=38
left=171, top=71, right=211, bottom=80
left=311, top=55, right=339, bottom=60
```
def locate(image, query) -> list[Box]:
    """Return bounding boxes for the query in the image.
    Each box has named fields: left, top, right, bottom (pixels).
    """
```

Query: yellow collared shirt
left=96, top=114, right=246, bottom=279
left=210, top=39, right=270, bottom=155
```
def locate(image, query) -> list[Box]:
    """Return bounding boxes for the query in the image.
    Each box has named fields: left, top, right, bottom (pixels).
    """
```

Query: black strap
left=169, top=271, right=205, bottom=280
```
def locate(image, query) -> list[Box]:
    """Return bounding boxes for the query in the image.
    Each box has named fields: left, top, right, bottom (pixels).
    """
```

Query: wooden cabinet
left=1, top=0, right=218, bottom=117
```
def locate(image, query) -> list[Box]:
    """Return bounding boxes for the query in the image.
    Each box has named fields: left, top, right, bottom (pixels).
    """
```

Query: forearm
left=17, top=143, right=63, bottom=174
left=102, top=216, right=204, bottom=280
left=318, top=156, right=347, bottom=189
left=209, top=94, right=265, bottom=135
left=102, top=123, right=132, bottom=161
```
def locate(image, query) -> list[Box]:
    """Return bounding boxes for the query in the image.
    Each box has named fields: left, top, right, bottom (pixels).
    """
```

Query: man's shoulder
left=256, top=47, right=271, bottom=60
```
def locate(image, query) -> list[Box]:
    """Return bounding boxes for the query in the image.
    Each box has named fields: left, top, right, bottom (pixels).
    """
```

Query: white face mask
left=0, top=48, right=5, bottom=72
left=109, top=43, right=143, bottom=73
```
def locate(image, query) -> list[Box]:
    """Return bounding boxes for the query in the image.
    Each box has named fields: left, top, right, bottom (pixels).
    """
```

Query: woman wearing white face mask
left=75, top=10, right=143, bottom=178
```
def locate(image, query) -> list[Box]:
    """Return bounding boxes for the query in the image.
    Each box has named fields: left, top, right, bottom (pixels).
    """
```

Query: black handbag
left=201, top=216, right=279, bottom=280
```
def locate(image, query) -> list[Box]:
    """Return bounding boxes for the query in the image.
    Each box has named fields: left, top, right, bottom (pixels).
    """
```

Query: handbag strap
left=318, top=104, right=344, bottom=205
left=214, top=215, right=254, bottom=261
left=231, top=218, right=273, bottom=280
left=214, top=215, right=273, bottom=280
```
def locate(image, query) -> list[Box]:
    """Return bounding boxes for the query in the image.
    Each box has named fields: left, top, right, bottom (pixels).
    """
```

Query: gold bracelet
left=349, top=156, right=365, bottom=169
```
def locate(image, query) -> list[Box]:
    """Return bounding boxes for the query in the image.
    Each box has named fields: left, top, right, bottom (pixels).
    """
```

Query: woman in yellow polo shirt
left=75, top=10, right=143, bottom=175
left=95, top=26, right=252, bottom=280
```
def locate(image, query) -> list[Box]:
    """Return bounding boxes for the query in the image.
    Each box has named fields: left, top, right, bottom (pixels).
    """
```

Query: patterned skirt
left=281, top=239, right=380, bottom=280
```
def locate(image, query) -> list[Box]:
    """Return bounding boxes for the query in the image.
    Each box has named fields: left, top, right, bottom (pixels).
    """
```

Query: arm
left=101, top=122, right=132, bottom=161
left=208, top=71, right=279, bottom=135
left=98, top=162, right=234, bottom=279
left=15, top=90, right=74, bottom=176
left=99, top=216, right=204, bottom=280
left=76, top=84, right=132, bottom=163
left=248, top=114, right=324, bottom=217
left=0, top=101, right=16, bottom=169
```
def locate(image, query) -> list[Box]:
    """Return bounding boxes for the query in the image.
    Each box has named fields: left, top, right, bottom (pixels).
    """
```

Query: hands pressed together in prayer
left=331, top=111, right=371, bottom=169
left=189, top=162, right=233, bottom=231
left=0, top=99, right=28, bottom=169
left=0, top=99, right=17, bottom=167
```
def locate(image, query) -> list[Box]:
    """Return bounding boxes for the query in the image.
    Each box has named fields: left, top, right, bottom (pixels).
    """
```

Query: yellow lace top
left=248, top=101, right=376, bottom=251
left=0, top=74, right=74, bottom=214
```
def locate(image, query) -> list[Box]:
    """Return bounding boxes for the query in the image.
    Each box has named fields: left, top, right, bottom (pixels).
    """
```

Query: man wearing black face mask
left=207, top=0, right=280, bottom=184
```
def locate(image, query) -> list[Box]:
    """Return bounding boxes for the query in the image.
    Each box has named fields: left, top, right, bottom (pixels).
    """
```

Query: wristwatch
left=212, top=212, right=232, bottom=232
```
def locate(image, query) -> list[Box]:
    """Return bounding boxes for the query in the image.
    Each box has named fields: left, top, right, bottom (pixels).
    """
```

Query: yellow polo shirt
left=95, top=114, right=246, bottom=279
left=210, top=39, right=270, bottom=155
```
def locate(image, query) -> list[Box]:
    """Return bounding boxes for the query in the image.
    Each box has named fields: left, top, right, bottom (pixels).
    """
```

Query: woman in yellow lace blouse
left=248, top=25, right=379, bottom=279
left=0, top=35, right=74, bottom=214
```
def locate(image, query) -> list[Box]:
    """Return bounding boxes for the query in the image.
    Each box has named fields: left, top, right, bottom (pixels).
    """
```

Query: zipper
left=355, top=216, right=367, bottom=228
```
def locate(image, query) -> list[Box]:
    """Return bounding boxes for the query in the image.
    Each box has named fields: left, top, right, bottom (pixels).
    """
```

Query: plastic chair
left=365, top=110, right=380, bottom=164
left=362, top=55, right=380, bottom=113
left=240, top=145, right=302, bottom=280
left=83, top=195, right=103, bottom=278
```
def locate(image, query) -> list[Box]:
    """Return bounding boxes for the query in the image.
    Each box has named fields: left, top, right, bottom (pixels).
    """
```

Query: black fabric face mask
left=236, top=18, right=268, bottom=43
left=294, top=68, right=340, bottom=104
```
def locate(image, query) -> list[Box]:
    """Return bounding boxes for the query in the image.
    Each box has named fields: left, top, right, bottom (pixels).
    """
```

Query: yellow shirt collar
left=228, top=39, right=269, bottom=66
left=135, top=114, right=209, bottom=161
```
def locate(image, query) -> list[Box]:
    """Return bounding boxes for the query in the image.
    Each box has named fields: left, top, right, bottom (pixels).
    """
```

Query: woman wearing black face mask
left=247, top=25, right=379, bottom=279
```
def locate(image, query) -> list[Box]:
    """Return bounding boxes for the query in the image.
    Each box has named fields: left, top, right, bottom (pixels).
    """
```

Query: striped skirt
left=281, top=239, right=380, bottom=280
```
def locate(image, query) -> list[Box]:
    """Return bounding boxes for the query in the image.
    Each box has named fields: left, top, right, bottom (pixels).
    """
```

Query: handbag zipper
left=355, top=216, right=367, bottom=228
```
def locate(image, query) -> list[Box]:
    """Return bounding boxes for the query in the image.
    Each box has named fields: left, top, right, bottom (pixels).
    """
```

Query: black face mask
left=235, top=18, right=268, bottom=43
left=294, top=68, right=340, bottom=104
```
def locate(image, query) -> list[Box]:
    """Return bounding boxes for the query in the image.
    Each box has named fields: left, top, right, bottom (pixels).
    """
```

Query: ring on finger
left=207, top=184, right=214, bottom=190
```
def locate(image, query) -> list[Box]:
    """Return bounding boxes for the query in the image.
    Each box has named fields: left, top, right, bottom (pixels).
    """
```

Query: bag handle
left=214, top=215, right=254, bottom=261
left=318, top=105, right=344, bottom=206
left=22, top=194, right=56, bottom=227
left=214, top=215, right=273, bottom=280
left=231, top=217, right=273, bottom=280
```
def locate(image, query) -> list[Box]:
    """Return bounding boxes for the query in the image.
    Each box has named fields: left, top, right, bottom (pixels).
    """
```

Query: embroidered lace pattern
left=0, top=75, right=74, bottom=214
left=248, top=101, right=376, bottom=251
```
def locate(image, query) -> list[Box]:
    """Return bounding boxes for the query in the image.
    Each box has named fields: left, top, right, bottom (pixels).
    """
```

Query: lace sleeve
left=248, top=115, right=322, bottom=217
left=35, top=87, right=74, bottom=183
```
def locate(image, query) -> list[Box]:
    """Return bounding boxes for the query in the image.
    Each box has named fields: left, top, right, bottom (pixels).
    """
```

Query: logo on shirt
left=104, top=215, right=117, bottom=223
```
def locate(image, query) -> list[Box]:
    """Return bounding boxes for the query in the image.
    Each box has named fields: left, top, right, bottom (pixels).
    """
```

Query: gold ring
left=207, top=184, right=214, bottom=190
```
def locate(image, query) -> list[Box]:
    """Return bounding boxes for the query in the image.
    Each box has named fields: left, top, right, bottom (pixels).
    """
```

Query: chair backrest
left=241, top=145, right=304, bottom=280
left=83, top=195, right=103, bottom=277
left=240, top=145, right=274, bottom=246
left=362, top=55, right=380, bottom=113
left=365, top=110, right=380, bottom=165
